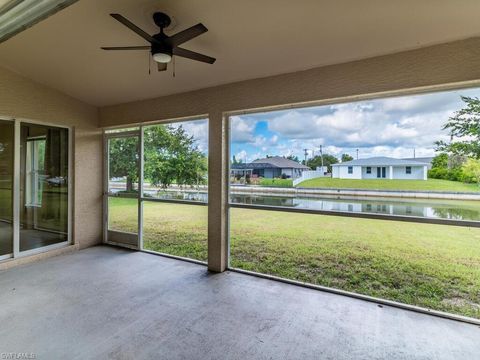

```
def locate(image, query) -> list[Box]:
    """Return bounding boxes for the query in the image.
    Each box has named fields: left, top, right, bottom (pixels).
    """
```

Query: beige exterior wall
left=0, top=65, right=102, bottom=251
left=99, top=37, right=480, bottom=272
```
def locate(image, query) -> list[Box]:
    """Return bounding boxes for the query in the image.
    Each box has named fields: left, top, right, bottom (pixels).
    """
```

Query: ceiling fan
left=101, top=12, right=216, bottom=71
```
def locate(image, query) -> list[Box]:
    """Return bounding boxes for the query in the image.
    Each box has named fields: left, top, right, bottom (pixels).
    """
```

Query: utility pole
left=319, top=145, right=324, bottom=169
left=303, top=149, right=308, bottom=165
left=356, top=149, right=359, bottom=160
left=413, top=148, right=416, bottom=159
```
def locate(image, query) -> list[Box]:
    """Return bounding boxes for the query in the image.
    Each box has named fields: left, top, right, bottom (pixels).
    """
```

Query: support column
left=423, top=165, right=428, bottom=180
left=207, top=111, right=229, bottom=272
left=389, top=166, right=393, bottom=179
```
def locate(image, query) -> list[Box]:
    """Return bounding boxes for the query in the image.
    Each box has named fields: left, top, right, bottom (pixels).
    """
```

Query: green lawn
left=297, top=177, right=480, bottom=192
left=108, top=197, right=480, bottom=319
left=259, top=178, right=293, bottom=187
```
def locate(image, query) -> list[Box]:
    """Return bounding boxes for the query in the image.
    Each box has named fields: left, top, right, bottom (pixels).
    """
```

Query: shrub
left=428, top=167, right=465, bottom=181
left=447, top=168, right=463, bottom=182
left=428, top=168, right=448, bottom=180
left=462, top=159, right=480, bottom=186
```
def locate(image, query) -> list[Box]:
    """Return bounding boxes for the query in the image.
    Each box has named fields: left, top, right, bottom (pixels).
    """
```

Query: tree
left=109, top=137, right=139, bottom=192
left=285, top=155, right=300, bottom=163
left=462, top=158, right=480, bottom=186
left=435, top=96, right=480, bottom=159
left=143, top=125, right=207, bottom=188
left=306, top=154, right=338, bottom=172
left=341, top=154, right=354, bottom=162
left=232, top=155, right=243, bottom=165
left=431, top=153, right=448, bottom=169
left=109, top=125, right=207, bottom=191
left=428, top=152, right=467, bottom=182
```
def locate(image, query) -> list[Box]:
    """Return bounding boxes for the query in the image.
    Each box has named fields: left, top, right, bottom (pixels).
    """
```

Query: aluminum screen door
left=104, top=131, right=140, bottom=248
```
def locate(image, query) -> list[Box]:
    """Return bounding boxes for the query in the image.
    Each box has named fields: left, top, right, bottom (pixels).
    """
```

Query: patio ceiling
left=0, top=0, right=479, bottom=107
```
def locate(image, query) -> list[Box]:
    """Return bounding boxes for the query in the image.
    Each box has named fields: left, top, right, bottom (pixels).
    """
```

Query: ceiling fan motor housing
left=151, top=33, right=172, bottom=59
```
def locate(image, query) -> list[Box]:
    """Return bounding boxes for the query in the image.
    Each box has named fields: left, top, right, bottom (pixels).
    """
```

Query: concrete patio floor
left=0, top=245, right=479, bottom=359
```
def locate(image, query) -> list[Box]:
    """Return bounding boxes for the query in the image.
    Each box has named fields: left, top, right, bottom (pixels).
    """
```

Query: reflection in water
left=230, top=194, right=480, bottom=221
left=114, top=188, right=480, bottom=221
left=232, top=194, right=480, bottom=221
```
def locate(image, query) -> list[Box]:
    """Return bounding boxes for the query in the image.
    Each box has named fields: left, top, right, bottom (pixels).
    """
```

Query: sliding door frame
left=0, top=116, right=14, bottom=261
left=0, top=116, right=73, bottom=262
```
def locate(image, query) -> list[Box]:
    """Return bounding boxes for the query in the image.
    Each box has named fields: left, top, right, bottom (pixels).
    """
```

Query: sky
left=173, top=87, right=480, bottom=163
left=170, top=119, right=209, bottom=155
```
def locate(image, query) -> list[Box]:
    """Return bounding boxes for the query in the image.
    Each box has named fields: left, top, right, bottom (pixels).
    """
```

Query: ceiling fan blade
left=158, top=62, right=168, bottom=71
left=168, top=23, right=207, bottom=47
left=173, top=47, right=216, bottom=64
left=101, top=46, right=150, bottom=50
left=110, top=14, right=157, bottom=44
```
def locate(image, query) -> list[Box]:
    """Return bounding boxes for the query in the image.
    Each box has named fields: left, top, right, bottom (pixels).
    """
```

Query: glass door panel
left=106, top=135, right=139, bottom=247
left=20, top=123, right=69, bottom=252
left=0, top=120, right=14, bottom=256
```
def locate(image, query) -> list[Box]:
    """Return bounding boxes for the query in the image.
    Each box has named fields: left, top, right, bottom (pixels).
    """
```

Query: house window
left=348, top=166, right=353, bottom=174
left=366, top=167, right=371, bottom=174
left=406, top=166, right=412, bottom=174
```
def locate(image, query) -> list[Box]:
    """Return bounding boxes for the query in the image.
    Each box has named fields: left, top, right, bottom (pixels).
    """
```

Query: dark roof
left=332, top=156, right=428, bottom=167
left=231, top=156, right=309, bottom=170
left=231, top=162, right=278, bottom=170
left=252, top=156, right=309, bottom=169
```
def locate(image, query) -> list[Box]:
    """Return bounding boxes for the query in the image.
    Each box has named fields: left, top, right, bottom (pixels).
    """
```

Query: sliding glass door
left=0, top=120, right=14, bottom=258
left=0, top=119, right=71, bottom=262
left=20, top=123, right=69, bottom=252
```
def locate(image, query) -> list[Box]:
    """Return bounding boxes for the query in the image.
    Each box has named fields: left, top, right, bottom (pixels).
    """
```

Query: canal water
left=140, top=190, right=480, bottom=222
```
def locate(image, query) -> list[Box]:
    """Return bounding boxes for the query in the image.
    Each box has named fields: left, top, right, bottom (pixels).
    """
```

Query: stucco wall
left=334, top=166, right=362, bottom=179
left=392, top=166, right=425, bottom=180
left=0, top=65, right=102, bottom=250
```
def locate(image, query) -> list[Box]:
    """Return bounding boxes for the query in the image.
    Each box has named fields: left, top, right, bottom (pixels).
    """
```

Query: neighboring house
left=231, top=156, right=310, bottom=179
left=331, top=157, right=428, bottom=180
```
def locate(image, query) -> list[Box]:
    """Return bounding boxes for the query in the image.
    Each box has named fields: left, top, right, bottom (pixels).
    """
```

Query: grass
left=108, top=197, right=208, bottom=260
left=297, top=177, right=480, bottom=192
left=259, top=178, right=293, bottom=187
left=109, top=197, right=480, bottom=319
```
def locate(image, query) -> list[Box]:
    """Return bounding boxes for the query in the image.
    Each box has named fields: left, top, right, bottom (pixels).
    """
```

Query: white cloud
left=265, top=100, right=450, bottom=150
left=230, top=116, right=256, bottom=143
left=232, top=87, right=480, bottom=161
left=235, top=150, right=248, bottom=162
left=171, top=119, right=208, bottom=153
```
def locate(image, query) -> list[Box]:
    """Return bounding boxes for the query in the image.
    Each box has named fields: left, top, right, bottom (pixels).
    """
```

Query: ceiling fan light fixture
left=153, top=52, right=172, bottom=63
